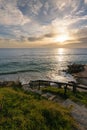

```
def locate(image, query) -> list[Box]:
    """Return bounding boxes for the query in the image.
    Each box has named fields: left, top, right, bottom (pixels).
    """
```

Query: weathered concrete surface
left=63, top=99, right=87, bottom=130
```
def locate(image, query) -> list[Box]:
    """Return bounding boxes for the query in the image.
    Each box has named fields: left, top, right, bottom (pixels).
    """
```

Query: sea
left=0, top=48, right=87, bottom=84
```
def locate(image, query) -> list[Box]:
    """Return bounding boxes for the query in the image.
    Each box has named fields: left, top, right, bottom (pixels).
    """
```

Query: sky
left=0, top=0, right=87, bottom=48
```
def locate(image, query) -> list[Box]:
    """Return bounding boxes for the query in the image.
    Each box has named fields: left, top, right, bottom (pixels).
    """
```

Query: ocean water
left=0, top=48, right=87, bottom=84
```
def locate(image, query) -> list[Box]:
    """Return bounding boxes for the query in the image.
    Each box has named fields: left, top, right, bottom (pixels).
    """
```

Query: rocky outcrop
left=0, top=80, right=22, bottom=87
left=67, top=64, right=85, bottom=74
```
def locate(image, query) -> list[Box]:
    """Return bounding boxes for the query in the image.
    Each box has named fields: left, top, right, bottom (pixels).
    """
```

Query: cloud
left=0, top=0, right=87, bottom=48
left=62, top=27, right=87, bottom=47
left=79, top=37, right=87, bottom=43
left=76, top=27, right=87, bottom=37
left=0, top=0, right=87, bottom=26
left=85, top=0, right=87, bottom=4
left=18, top=0, right=43, bottom=16
left=0, top=0, right=30, bottom=25
left=28, top=33, right=55, bottom=42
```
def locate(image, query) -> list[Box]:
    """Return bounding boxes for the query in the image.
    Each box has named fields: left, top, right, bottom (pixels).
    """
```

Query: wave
left=0, top=62, right=40, bottom=68
left=0, top=69, right=40, bottom=75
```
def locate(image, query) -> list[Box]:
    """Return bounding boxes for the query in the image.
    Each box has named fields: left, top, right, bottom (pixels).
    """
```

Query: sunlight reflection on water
left=0, top=48, right=87, bottom=84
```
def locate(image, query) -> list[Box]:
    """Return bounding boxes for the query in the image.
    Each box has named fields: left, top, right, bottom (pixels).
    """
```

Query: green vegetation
left=0, top=86, right=77, bottom=130
left=42, top=87, right=87, bottom=106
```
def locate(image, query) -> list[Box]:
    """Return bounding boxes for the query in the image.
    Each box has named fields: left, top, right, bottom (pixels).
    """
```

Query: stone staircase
left=63, top=99, right=87, bottom=130
left=22, top=85, right=87, bottom=130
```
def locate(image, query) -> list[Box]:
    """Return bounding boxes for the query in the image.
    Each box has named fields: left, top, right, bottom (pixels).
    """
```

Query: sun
left=54, top=34, right=69, bottom=43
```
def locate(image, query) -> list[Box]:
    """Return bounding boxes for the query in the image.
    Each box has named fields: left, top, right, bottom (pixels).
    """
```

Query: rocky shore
left=73, top=65, right=87, bottom=85
left=66, top=64, right=87, bottom=86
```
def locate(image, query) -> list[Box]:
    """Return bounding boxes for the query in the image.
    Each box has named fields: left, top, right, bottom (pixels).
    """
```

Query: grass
left=41, top=86, right=87, bottom=106
left=0, top=86, right=78, bottom=130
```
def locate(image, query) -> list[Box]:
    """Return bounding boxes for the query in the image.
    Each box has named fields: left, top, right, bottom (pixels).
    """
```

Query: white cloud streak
left=0, top=0, right=30, bottom=25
